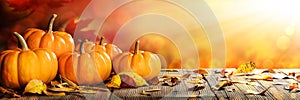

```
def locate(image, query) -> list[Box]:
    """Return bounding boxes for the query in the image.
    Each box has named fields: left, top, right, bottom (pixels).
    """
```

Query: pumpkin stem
left=134, top=40, right=140, bottom=54
left=80, top=39, right=87, bottom=54
left=13, top=32, right=29, bottom=51
left=47, top=14, right=58, bottom=34
left=99, top=36, right=105, bottom=46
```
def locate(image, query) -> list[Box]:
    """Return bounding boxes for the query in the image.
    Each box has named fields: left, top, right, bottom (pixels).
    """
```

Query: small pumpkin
left=0, top=32, right=58, bottom=89
left=113, top=40, right=162, bottom=81
left=22, top=14, right=74, bottom=57
left=75, top=37, right=122, bottom=59
left=58, top=40, right=112, bottom=85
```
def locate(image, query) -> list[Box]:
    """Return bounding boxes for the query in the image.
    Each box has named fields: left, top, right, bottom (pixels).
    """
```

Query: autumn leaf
left=106, top=72, right=148, bottom=88
left=234, top=61, right=256, bottom=74
left=23, top=79, right=47, bottom=95
left=105, top=75, right=121, bottom=89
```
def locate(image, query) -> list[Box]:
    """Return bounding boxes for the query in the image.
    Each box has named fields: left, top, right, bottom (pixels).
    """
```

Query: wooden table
left=1, top=69, right=300, bottom=100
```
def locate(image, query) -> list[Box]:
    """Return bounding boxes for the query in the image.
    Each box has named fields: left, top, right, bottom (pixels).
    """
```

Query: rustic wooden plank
left=208, top=69, right=250, bottom=100
left=205, top=69, right=228, bottom=100
left=182, top=70, right=217, bottom=99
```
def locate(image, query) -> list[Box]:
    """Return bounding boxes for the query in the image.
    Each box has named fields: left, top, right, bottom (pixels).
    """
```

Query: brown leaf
left=181, top=73, right=191, bottom=80
left=60, top=76, right=79, bottom=89
left=192, top=84, right=205, bottom=91
left=161, top=69, right=179, bottom=72
left=147, top=77, right=160, bottom=85
left=261, top=69, right=276, bottom=73
left=119, top=72, right=148, bottom=88
left=193, top=68, right=208, bottom=75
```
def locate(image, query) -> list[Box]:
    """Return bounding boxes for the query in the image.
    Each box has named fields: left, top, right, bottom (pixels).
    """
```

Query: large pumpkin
left=58, top=40, right=112, bottom=85
left=113, top=41, right=161, bottom=81
left=22, top=14, right=74, bottom=57
left=75, top=37, right=122, bottom=59
left=0, top=32, right=58, bottom=89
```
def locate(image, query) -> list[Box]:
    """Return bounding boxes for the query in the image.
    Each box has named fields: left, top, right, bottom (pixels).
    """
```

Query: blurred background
left=1, top=0, right=300, bottom=69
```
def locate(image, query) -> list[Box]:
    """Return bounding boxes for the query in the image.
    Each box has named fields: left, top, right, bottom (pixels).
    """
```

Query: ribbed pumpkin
left=75, top=37, right=122, bottom=59
left=112, top=41, right=161, bottom=81
left=0, top=32, right=58, bottom=89
left=22, top=14, right=74, bottom=57
left=58, top=40, right=112, bottom=85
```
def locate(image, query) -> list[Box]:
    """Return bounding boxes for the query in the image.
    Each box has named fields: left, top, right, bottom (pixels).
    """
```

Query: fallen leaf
left=23, top=79, right=47, bottom=95
left=105, top=75, right=121, bottom=88
left=43, top=90, right=66, bottom=96
left=162, top=77, right=180, bottom=87
left=140, top=90, right=151, bottom=96
left=60, top=76, right=79, bottom=89
left=234, top=61, right=256, bottom=74
left=247, top=75, right=273, bottom=81
left=226, top=88, right=236, bottom=92
left=147, top=77, right=160, bottom=85
left=213, top=80, right=232, bottom=90
left=188, top=79, right=205, bottom=84
left=261, top=69, right=276, bottom=73
left=193, top=68, right=208, bottom=75
left=161, top=69, right=179, bottom=72
left=119, top=72, right=148, bottom=88
left=181, top=73, right=191, bottom=80
left=145, top=89, right=161, bottom=92
left=47, top=87, right=75, bottom=92
left=192, top=84, right=205, bottom=91
left=245, top=86, right=271, bottom=95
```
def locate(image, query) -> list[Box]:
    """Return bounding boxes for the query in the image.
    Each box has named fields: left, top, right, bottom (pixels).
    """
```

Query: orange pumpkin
left=58, top=40, right=112, bottom=85
left=75, top=37, right=122, bottom=59
left=0, top=32, right=58, bottom=89
left=23, top=14, right=74, bottom=57
left=112, top=41, right=162, bottom=81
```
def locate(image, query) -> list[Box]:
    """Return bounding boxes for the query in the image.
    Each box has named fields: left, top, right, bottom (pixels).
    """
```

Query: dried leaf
left=162, top=77, right=180, bottom=87
left=161, top=69, right=179, bottom=72
left=285, top=83, right=299, bottom=90
left=147, top=77, right=160, bottom=85
left=23, top=79, right=47, bottom=95
left=105, top=75, right=121, bottom=88
left=234, top=61, right=256, bottom=74
left=145, top=89, right=161, bottom=92
left=79, top=90, right=97, bottom=94
left=213, top=80, right=232, bottom=90
left=161, top=74, right=181, bottom=78
left=245, top=86, right=271, bottom=95
left=247, top=75, right=273, bottom=81
left=140, top=90, right=151, bottom=96
left=43, top=90, right=65, bottom=96
left=261, top=69, right=276, bottom=73
left=118, top=72, right=148, bottom=88
left=193, top=68, right=208, bottom=75
left=192, top=84, right=205, bottom=91
left=61, top=76, right=79, bottom=89
left=226, top=88, right=236, bottom=92
left=181, top=73, right=191, bottom=80
left=47, top=87, right=75, bottom=92
left=188, top=79, right=205, bottom=84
